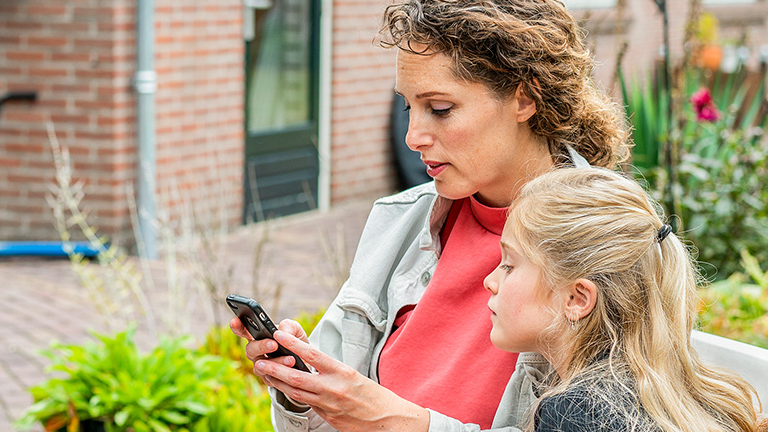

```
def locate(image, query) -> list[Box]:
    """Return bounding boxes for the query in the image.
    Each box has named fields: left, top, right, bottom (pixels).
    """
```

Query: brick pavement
left=0, top=200, right=373, bottom=432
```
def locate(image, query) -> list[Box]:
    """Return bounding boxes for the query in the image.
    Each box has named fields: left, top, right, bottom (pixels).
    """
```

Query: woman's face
left=395, top=45, right=551, bottom=207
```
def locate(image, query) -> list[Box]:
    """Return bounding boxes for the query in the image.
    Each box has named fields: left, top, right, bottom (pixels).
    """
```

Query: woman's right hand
left=229, top=317, right=309, bottom=385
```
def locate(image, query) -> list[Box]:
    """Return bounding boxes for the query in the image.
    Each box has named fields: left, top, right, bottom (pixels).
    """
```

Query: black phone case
left=226, top=294, right=310, bottom=372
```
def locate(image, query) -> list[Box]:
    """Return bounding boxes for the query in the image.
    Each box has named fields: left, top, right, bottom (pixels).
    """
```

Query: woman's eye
left=499, top=264, right=513, bottom=274
left=431, top=107, right=451, bottom=116
left=403, top=104, right=411, bottom=112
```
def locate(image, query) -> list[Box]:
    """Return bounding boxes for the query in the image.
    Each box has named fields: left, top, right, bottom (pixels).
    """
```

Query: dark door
left=244, top=0, right=320, bottom=223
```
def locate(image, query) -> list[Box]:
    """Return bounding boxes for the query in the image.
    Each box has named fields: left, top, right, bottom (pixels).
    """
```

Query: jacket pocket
left=340, top=316, right=378, bottom=377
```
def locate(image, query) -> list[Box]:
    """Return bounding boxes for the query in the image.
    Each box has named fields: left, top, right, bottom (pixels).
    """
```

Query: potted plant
left=14, top=327, right=274, bottom=432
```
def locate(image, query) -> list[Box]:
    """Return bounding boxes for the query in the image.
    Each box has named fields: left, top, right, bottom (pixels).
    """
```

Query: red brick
left=74, top=100, right=113, bottom=110
left=51, top=52, right=92, bottom=63
left=0, top=189, right=22, bottom=199
left=49, top=22, right=91, bottom=33
left=72, top=7, right=113, bottom=18
left=74, top=69, right=113, bottom=79
left=97, top=22, right=134, bottom=32
left=27, top=36, right=68, bottom=47
left=52, top=84, right=92, bottom=93
left=5, top=22, right=43, bottom=31
left=3, top=112, right=45, bottom=123
left=0, top=157, right=22, bottom=167
left=50, top=114, right=90, bottom=125
left=27, top=5, right=68, bottom=15
left=73, top=38, right=113, bottom=49
left=35, top=99, right=68, bottom=110
left=29, top=68, right=68, bottom=78
left=5, top=51, right=45, bottom=61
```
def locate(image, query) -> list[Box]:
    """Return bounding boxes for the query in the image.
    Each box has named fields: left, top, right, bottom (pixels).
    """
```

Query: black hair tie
left=657, top=224, right=673, bottom=243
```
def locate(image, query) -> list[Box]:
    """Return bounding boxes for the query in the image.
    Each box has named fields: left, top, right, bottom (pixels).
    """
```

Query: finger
left=273, top=330, right=335, bottom=374
left=255, top=360, right=320, bottom=405
left=230, top=317, right=254, bottom=341
left=245, top=338, right=279, bottom=361
left=278, top=319, right=309, bottom=342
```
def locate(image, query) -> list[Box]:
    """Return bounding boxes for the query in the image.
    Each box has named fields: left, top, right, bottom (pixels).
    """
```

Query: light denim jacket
left=269, top=182, right=552, bottom=432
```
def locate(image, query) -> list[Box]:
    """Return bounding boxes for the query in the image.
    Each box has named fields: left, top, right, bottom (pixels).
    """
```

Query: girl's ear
left=514, top=82, right=537, bottom=123
left=564, top=278, right=597, bottom=321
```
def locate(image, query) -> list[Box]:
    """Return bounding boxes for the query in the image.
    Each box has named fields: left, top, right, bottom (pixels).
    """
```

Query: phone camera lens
left=245, top=316, right=260, bottom=331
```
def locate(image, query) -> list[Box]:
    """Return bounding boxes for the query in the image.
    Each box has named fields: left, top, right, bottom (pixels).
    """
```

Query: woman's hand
left=256, top=330, right=430, bottom=432
left=229, top=317, right=308, bottom=386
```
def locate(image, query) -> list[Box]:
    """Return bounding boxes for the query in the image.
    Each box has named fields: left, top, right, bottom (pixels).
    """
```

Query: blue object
left=0, top=241, right=101, bottom=258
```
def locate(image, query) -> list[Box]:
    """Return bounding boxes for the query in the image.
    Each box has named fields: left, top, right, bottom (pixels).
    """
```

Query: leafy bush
left=698, top=250, right=768, bottom=348
left=622, top=65, right=768, bottom=279
left=673, top=125, right=768, bottom=279
left=15, top=328, right=273, bottom=432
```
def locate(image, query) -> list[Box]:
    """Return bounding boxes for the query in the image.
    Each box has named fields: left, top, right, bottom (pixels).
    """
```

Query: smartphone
left=226, top=294, right=310, bottom=372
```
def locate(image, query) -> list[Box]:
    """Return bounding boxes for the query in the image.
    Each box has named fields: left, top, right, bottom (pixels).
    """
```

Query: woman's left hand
left=256, top=330, right=430, bottom=432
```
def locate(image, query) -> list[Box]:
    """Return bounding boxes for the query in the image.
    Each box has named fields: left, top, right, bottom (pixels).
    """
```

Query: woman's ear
left=564, top=278, right=597, bottom=321
left=514, top=81, right=538, bottom=123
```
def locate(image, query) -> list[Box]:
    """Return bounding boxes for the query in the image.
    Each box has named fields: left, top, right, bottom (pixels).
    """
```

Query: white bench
left=692, top=330, right=768, bottom=413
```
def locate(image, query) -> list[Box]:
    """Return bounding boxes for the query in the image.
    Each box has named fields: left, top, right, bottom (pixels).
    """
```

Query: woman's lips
left=423, top=161, right=447, bottom=177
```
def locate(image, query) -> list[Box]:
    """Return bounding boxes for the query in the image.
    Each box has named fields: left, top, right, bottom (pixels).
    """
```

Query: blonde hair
left=509, top=167, right=758, bottom=432
left=379, top=0, right=630, bottom=168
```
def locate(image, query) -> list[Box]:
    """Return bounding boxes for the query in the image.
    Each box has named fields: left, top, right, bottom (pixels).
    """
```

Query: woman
left=484, top=167, right=760, bottom=432
left=231, top=1, right=628, bottom=430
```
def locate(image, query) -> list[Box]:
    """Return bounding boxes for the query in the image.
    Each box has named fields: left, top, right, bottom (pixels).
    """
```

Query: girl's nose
left=483, top=270, right=499, bottom=294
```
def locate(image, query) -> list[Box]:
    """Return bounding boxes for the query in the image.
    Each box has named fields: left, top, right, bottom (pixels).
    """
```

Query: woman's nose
left=405, top=113, right=431, bottom=152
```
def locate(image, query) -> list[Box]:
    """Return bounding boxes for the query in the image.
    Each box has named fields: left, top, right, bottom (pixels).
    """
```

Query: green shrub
left=622, top=64, right=768, bottom=279
left=15, top=328, right=273, bottom=432
left=698, top=250, right=768, bottom=348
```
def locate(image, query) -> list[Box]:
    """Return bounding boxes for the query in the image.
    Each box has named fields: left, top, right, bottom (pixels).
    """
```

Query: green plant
left=698, top=250, right=768, bottom=348
left=618, top=65, right=668, bottom=170
left=199, top=325, right=252, bottom=378
left=14, top=328, right=273, bottom=432
left=673, top=125, right=768, bottom=279
left=621, top=62, right=768, bottom=279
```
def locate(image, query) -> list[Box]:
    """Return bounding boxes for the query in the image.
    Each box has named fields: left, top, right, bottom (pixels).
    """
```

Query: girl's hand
left=229, top=317, right=308, bottom=386
left=255, top=330, right=430, bottom=432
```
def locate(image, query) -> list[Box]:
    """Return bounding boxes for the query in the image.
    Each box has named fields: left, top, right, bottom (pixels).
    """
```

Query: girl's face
left=484, top=224, right=559, bottom=354
left=394, top=46, right=552, bottom=207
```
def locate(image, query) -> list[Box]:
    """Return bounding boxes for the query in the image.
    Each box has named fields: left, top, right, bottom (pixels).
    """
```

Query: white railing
left=692, top=330, right=768, bottom=413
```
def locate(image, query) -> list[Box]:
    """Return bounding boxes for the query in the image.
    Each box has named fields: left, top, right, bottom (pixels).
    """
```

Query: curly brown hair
left=379, top=0, right=630, bottom=168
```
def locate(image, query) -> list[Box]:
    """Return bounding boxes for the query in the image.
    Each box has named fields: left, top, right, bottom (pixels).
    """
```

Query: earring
left=567, top=316, right=577, bottom=329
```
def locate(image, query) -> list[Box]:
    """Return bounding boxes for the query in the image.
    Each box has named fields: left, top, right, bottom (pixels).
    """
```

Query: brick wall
left=0, top=0, right=137, bottom=242
left=153, top=1, right=244, bottom=235
left=329, top=0, right=399, bottom=204
left=0, top=0, right=243, bottom=245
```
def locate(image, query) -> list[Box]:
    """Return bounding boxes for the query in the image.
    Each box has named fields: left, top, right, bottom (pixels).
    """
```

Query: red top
left=378, top=196, right=519, bottom=428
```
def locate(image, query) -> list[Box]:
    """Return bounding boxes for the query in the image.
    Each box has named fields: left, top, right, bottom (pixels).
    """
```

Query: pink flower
left=691, top=87, right=720, bottom=122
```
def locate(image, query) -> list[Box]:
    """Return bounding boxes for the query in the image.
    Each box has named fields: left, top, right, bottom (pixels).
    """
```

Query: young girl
left=484, top=167, right=760, bottom=432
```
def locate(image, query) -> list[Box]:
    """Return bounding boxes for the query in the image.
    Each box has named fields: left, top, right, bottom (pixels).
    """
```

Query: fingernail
left=273, top=331, right=286, bottom=341
left=267, top=341, right=277, bottom=350
left=283, top=357, right=294, bottom=366
left=256, top=361, right=266, bottom=371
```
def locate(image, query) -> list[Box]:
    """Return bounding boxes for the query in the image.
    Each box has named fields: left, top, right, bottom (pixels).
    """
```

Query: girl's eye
left=499, top=264, right=513, bottom=274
